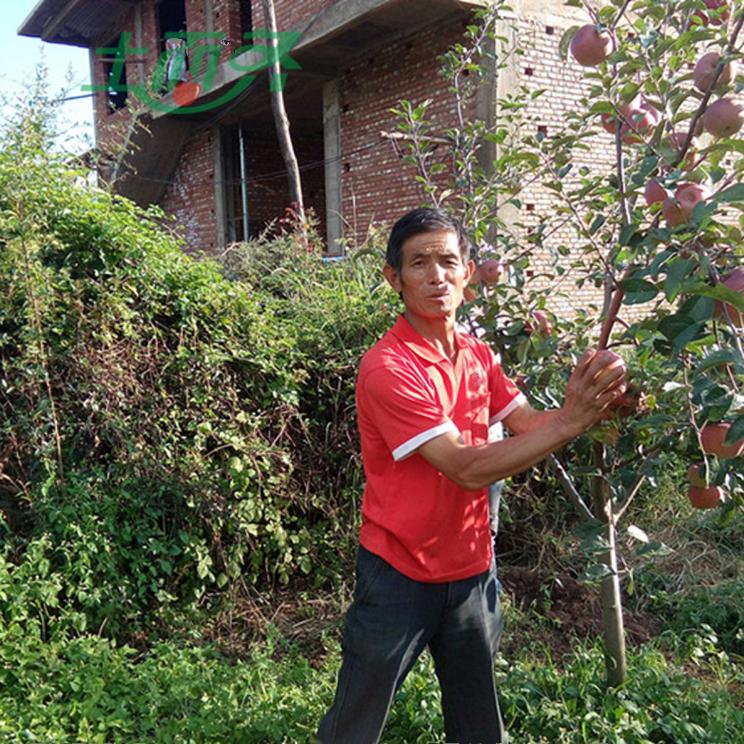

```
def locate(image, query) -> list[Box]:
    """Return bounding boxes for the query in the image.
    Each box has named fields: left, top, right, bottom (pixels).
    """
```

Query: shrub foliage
left=0, top=113, right=395, bottom=638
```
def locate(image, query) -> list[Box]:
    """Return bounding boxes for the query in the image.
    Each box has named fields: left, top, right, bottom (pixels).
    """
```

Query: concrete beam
left=40, top=0, right=82, bottom=42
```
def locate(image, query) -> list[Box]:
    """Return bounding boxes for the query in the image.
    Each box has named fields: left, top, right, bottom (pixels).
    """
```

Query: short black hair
left=386, top=208, right=470, bottom=271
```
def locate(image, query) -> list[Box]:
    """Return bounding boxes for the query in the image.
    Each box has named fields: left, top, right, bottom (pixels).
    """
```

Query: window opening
left=240, top=1, right=254, bottom=39
left=158, top=0, right=187, bottom=53
left=101, top=35, right=128, bottom=112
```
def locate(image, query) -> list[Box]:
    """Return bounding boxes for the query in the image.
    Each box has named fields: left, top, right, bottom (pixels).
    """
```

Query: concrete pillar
left=323, top=79, right=344, bottom=255
left=212, top=125, right=226, bottom=250
left=205, top=0, right=214, bottom=33
left=134, top=2, right=145, bottom=86
left=88, top=48, right=99, bottom=147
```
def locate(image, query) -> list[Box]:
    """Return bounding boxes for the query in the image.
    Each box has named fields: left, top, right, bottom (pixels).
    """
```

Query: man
left=316, top=208, right=626, bottom=744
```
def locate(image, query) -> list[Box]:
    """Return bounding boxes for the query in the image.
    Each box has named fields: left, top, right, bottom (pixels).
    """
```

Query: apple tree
left=391, top=0, right=744, bottom=686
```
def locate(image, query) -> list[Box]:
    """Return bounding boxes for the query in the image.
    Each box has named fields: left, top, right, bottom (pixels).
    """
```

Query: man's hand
left=558, top=349, right=627, bottom=437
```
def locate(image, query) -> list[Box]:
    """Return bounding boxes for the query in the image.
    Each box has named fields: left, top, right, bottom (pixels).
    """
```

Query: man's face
left=384, top=229, right=474, bottom=320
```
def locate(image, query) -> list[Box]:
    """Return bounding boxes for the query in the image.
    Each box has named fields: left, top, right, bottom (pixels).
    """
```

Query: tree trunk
left=261, top=0, right=307, bottom=239
left=592, top=443, right=627, bottom=686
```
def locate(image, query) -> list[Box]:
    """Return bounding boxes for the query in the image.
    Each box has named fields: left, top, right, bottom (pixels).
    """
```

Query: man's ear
left=382, top=263, right=402, bottom=294
left=465, top=259, right=476, bottom=284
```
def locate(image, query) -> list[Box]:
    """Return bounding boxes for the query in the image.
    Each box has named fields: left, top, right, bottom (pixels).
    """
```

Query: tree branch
left=548, top=454, right=595, bottom=520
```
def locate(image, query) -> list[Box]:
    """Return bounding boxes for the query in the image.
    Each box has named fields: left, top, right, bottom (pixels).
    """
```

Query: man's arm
left=501, top=403, right=565, bottom=436
left=417, top=349, right=625, bottom=491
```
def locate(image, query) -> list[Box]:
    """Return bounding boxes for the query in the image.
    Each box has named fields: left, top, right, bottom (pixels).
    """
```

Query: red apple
left=479, top=259, right=503, bottom=285
left=701, top=423, right=744, bottom=458
left=714, top=267, right=744, bottom=326
left=675, top=182, right=708, bottom=214
left=662, top=197, right=689, bottom=227
left=704, top=0, right=731, bottom=24
left=602, top=386, right=647, bottom=419
left=694, top=52, right=736, bottom=93
left=687, top=462, right=709, bottom=488
left=618, top=99, right=661, bottom=144
left=601, top=112, right=617, bottom=134
left=644, top=178, right=667, bottom=206
left=531, top=310, right=553, bottom=336
left=570, top=25, right=614, bottom=67
left=703, top=98, right=744, bottom=138
left=687, top=484, right=725, bottom=509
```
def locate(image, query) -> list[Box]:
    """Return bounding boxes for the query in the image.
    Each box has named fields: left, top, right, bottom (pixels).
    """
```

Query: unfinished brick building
left=19, top=0, right=603, bottom=275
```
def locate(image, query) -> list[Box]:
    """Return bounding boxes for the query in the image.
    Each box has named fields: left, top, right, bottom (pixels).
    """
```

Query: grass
left=1, top=607, right=742, bottom=743
left=2, top=462, right=741, bottom=742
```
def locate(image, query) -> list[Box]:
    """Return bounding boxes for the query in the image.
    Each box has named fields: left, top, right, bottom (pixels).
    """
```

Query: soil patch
left=500, top=565, right=661, bottom=658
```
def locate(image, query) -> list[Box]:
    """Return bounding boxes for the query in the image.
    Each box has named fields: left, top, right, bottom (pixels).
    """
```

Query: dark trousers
left=316, top=546, right=507, bottom=744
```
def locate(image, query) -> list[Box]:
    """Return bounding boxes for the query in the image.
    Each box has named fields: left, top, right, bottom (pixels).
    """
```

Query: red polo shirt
left=356, top=314, right=525, bottom=582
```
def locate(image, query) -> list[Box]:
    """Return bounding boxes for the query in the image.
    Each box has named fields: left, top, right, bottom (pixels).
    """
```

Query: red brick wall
left=515, top=15, right=617, bottom=316
left=239, top=126, right=326, bottom=239
left=250, top=0, right=337, bottom=32
left=337, top=18, right=470, bottom=247
left=160, top=128, right=218, bottom=254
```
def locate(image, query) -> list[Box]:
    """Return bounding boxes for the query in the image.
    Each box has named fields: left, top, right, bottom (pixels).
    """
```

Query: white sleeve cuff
left=392, top=421, right=459, bottom=462
left=489, top=393, right=527, bottom=425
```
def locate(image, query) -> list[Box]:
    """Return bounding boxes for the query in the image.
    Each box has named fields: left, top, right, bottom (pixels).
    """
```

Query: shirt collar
left=390, top=314, right=465, bottom=364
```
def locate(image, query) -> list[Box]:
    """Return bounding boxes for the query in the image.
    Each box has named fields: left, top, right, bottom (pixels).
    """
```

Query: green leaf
left=580, top=534, right=611, bottom=557
left=578, top=563, right=614, bottom=583
left=713, top=183, right=744, bottom=204
left=635, top=541, right=673, bottom=558
left=697, top=349, right=740, bottom=373
left=588, top=214, right=606, bottom=235
left=621, top=278, right=658, bottom=304
left=573, top=518, right=605, bottom=541
left=559, top=26, right=580, bottom=61
left=659, top=314, right=696, bottom=341
left=725, top=415, right=744, bottom=446
left=664, top=258, right=696, bottom=301
left=688, top=281, right=744, bottom=311
left=678, top=294, right=715, bottom=323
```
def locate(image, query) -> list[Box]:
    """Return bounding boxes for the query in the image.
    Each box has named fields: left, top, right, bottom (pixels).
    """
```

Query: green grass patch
left=1, top=628, right=741, bottom=743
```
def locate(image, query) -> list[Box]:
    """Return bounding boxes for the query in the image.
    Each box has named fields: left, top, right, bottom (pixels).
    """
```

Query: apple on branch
left=478, top=259, right=504, bottom=285
left=714, top=267, right=744, bottom=327
left=524, top=310, right=554, bottom=337
left=644, top=178, right=667, bottom=207
left=662, top=182, right=708, bottom=226
left=703, top=98, right=744, bottom=138
left=700, top=422, right=744, bottom=458
left=570, top=25, right=614, bottom=67
left=694, top=52, right=736, bottom=93
left=687, top=483, right=726, bottom=508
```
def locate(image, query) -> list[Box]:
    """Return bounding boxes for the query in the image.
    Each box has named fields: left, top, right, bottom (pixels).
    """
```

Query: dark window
left=158, top=0, right=187, bottom=52
left=240, top=1, right=254, bottom=38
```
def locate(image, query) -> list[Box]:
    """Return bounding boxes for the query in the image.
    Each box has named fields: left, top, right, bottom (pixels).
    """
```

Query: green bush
left=647, top=577, right=744, bottom=656
left=0, top=112, right=396, bottom=638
